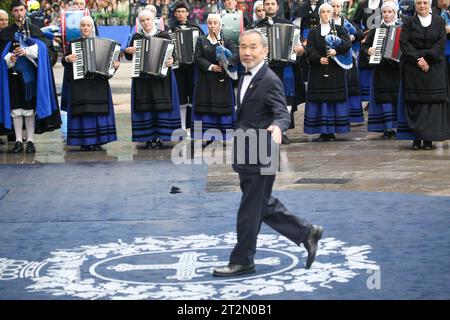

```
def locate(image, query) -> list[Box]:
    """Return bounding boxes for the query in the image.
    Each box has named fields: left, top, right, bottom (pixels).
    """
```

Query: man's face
left=264, top=0, right=278, bottom=17
left=438, top=0, right=447, bottom=8
left=239, top=33, right=267, bottom=69
left=72, top=0, right=86, bottom=10
left=174, top=7, right=189, bottom=23
left=11, top=6, right=26, bottom=24
left=224, top=0, right=237, bottom=11
left=0, top=13, right=8, bottom=29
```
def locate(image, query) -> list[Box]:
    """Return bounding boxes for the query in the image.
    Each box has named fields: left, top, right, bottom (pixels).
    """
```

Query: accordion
left=131, top=35, right=174, bottom=78
left=71, top=38, right=121, bottom=80
left=257, top=23, right=301, bottom=63
left=169, top=28, right=200, bottom=68
left=369, top=26, right=402, bottom=64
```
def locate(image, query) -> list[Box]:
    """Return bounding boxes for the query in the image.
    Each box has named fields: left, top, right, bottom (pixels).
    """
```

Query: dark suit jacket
left=232, top=63, right=290, bottom=175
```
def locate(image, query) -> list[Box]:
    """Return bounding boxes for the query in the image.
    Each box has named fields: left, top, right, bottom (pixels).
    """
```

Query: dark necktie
left=244, top=71, right=252, bottom=76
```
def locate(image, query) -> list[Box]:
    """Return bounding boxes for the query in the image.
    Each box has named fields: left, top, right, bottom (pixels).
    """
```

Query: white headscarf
left=138, top=9, right=156, bottom=33
left=80, top=16, right=95, bottom=37
left=252, top=1, right=264, bottom=21
left=381, top=0, right=398, bottom=24
left=207, top=13, right=223, bottom=30
left=318, top=2, right=333, bottom=23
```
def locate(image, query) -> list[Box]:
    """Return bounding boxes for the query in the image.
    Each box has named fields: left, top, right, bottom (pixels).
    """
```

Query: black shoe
left=327, top=134, right=336, bottom=141
left=382, top=130, right=389, bottom=139
left=154, top=138, right=164, bottom=149
left=317, top=134, right=329, bottom=142
left=423, top=141, right=432, bottom=150
left=412, top=140, right=422, bottom=150
left=13, top=141, right=23, bottom=153
left=213, top=263, right=256, bottom=277
left=145, top=141, right=154, bottom=149
left=25, top=141, right=35, bottom=153
left=388, top=130, right=397, bottom=139
left=92, top=144, right=103, bottom=151
left=303, top=225, right=324, bottom=269
left=81, top=145, right=92, bottom=151
left=281, top=134, right=290, bottom=145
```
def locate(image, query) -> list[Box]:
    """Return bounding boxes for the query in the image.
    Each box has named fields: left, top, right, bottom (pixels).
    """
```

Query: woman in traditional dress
left=62, top=16, right=119, bottom=151
left=304, top=2, right=352, bottom=141
left=124, top=10, right=180, bottom=149
left=398, top=0, right=450, bottom=149
left=332, top=0, right=365, bottom=124
left=363, top=0, right=400, bottom=138
left=191, top=13, right=238, bottom=145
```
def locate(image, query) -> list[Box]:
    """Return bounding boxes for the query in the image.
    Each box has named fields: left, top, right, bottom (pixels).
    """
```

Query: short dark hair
left=263, top=0, right=279, bottom=4
left=174, top=1, right=189, bottom=12
left=10, top=0, right=26, bottom=11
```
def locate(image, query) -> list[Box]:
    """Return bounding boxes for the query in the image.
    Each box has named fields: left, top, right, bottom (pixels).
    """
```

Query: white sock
left=287, top=105, right=292, bottom=114
left=24, top=116, right=35, bottom=143
left=180, top=103, right=188, bottom=131
left=12, top=116, right=23, bottom=142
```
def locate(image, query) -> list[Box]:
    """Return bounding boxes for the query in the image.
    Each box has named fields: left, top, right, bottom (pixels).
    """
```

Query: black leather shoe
left=281, top=134, right=290, bottom=145
left=154, top=138, right=164, bottom=149
left=412, top=140, right=422, bottom=150
left=317, top=134, right=329, bottom=142
left=25, top=141, right=35, bottom=153
left=92, top=144, right=103, bottom=151
left=388, top=130, right=397, bottom=139
left=213, top=263, right=256, bottom=277
left=13, top=141, right=23, bottom=153
left=423, top=141, right=432, bottom=150
left=303, top=225, right=324, bottom=269
left=327, top=134, right=336, bottom=141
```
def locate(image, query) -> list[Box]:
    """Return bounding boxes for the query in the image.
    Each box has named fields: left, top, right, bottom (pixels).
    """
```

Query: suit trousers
left=230, top=173, right=312, bottom=266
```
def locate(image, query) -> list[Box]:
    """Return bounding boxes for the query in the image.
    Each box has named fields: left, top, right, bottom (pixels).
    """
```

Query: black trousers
left=174, top=66, right=194, bottom=106
left=230, top=173, right=312, bottom=266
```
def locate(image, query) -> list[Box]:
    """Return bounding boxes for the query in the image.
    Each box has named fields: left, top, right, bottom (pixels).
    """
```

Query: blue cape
left=325, top=34, right=353, bottom=70
left=0, top=38, right=59, bottom=130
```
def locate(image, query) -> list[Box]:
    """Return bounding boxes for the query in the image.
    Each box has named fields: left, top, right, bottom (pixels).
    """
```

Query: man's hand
left=10, top=54, right=18, bottom=63
left=65, top=53, right=77, bottom=63
left=14, top=47, right=26, bottom=57
left=166, top=56, right=174, bottom=67
left=293, top=44, right=304, bottom=55
left=211, top=64, right=223, bottom=72
left=267, top=125, right=282, bottom=144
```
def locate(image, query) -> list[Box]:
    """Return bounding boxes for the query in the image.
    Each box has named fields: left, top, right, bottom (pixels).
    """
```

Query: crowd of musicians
left=1, top=0, right=450, bottom=154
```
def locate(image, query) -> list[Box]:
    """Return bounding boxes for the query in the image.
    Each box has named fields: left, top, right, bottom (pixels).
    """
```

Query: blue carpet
left=0, top=161, right=449, bottom=300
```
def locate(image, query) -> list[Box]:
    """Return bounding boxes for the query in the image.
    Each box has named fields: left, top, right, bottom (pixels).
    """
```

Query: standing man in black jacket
left=250, top=0, right=305, bottom=145
left=213, top=29, right=323, bottom=277
left=169, top=1, right=204, bottom=135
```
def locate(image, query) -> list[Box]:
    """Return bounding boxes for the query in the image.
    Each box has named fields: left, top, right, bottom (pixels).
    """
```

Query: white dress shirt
left=240, top=60, right=265, bottom=104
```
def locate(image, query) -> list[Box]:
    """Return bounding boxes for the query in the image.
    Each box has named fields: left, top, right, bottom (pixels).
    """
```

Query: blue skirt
left=304, top=101, right=350, bottom=134
left=367, top=73, right=398, bottom=132
left=67, top=87, right=117, bottom=146
left=348, top=95, right=364, bottom=123
left=131, top=73, right=181, bottom=142
left=359, top=67, right=371, bottom=101
left=191, top=79, right=236, bottom=141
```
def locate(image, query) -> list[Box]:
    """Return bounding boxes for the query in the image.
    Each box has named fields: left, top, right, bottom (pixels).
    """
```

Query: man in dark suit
left=213, top=29, right=323, bottom=277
